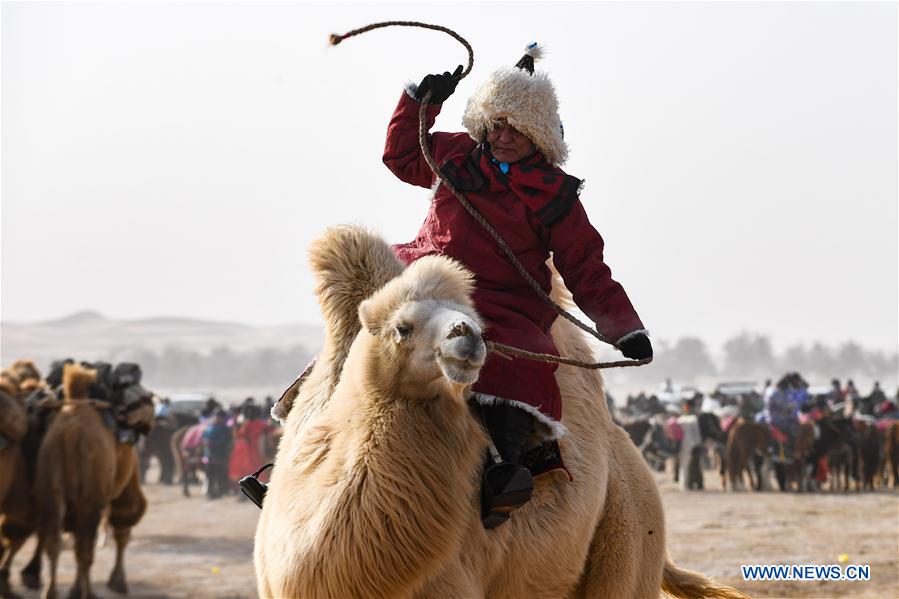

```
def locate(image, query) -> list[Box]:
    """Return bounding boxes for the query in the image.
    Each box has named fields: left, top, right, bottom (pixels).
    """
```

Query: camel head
left=114, top=385, right=155, bottom=434
left=358, top=255, right=486, bottom=400
left=111, top=363, right=156, bottom=434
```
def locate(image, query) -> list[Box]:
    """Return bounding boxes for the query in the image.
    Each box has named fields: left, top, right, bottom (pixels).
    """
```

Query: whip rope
left=329, top=21, right=474, bottom=78
left=330, top=21, right=651, bottom=371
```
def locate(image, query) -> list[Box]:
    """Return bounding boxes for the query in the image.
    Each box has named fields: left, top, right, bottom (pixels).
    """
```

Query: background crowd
left=152, top=396, right=278, bottom=500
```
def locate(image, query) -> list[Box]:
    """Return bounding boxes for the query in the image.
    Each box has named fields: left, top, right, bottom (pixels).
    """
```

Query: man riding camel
left=383, top=44, right=651, bottom=527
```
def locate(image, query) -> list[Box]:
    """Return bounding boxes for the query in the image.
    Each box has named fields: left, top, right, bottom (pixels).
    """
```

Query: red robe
left=228, top=419, right=270, bottom=482
left=383, top=92, right=644, bottom=430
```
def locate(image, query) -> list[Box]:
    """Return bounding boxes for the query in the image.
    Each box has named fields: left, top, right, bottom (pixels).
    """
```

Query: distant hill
left=4, top=312, right=894, bottom=402
left=0, top=311, right=323, bottom=374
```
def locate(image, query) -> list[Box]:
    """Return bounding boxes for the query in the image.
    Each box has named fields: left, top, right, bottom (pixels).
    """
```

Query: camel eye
left=393, top=323, right=413, bottom=342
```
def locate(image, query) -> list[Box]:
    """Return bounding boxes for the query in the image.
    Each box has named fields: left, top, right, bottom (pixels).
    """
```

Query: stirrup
left=239, top=463, right=274, bottom=509
left=481, top=462, right=533, bottom=529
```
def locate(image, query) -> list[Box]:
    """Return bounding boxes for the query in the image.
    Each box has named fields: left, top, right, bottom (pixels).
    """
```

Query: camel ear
left=358, top=271, right=408, bottom=336
left=358, top=297, right=383, bottom=336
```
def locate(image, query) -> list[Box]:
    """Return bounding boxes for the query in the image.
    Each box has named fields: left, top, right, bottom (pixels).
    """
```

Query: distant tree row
left=114, top=345, right=313, bottom=388
left=615, top=332, right=897, bottom=385
left=101, top=333, right=894, bottom=391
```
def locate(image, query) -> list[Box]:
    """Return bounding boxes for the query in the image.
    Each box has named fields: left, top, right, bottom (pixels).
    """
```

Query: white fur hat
left=462, top=43, right=568, bottom=166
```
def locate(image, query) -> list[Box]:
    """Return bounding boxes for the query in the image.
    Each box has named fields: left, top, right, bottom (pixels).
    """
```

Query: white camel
left=254, top=225, right=746, bottom=599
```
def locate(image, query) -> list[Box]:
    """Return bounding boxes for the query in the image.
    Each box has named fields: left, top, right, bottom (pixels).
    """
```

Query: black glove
left=415, top=65, right=463, bottom=104
left=618, top=332, right=653, bottom=360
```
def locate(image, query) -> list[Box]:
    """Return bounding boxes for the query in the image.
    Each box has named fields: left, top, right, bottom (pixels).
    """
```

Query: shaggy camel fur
left=254, top=225, right=746, bottom=599
left=32, top=363, right=152, bottom=599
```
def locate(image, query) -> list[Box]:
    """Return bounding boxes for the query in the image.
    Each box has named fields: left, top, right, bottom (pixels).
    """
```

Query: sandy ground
left=657, top=474, right=898, bottom=598
left=4, top=466, right=897, bottom=598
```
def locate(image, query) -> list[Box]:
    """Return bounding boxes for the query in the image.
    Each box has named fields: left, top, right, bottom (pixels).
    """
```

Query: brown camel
left=854, top=419, right=883, bottom=491
left=1, top=400, right=43, bottom=598
left=172, top=422, right=208, bottom=498
left=254, top=225, right=746, bottom=599
left=0, top=446, right=37, bottom=599
left=33, top=363, right=154, bottom=599
left=169, top=424, right=191, bottom=495
left=725, top=418, right=770, bottom=492
left=883, top=421, right=899, bottom=489
left=828, top=442, right=854, bottom=492
left=0, top=375, right=18, bottom=398
left=0, top=390, right=27, bottom=511
left=0, top=362, right=39, bottom=598
left=786, top=422, right=816, bottom=492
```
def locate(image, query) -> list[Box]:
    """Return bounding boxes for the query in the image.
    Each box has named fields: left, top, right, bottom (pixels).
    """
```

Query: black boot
left=480, top=403, right=535, bottom=529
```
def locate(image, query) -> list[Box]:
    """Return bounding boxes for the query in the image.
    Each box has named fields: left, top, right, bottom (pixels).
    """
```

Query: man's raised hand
left=415, top=65, right=464, bottom=104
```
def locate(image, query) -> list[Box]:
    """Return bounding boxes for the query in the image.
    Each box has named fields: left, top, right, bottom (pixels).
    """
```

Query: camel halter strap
left=330, top=21, right=650, bottom=371
left=44, top=398, right=113, bottom=410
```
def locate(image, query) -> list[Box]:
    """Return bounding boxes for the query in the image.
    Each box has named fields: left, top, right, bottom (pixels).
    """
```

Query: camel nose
left=442, top=317, right=486, bottom=369
left=447, top=321, right=472, bottom=340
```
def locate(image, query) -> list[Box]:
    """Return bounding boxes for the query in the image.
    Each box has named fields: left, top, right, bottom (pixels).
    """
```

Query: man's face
left=486, top=117, right=536, bottom=163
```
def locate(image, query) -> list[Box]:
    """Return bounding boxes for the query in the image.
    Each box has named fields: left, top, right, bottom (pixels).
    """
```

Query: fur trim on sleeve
left=404, top=82, right=420, bottom=101
left=615, top=329, right=650, bottom=346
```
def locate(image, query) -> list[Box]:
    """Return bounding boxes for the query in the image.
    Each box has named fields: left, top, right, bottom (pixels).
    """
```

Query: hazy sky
left=2, top=1, right=897, bottom=353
